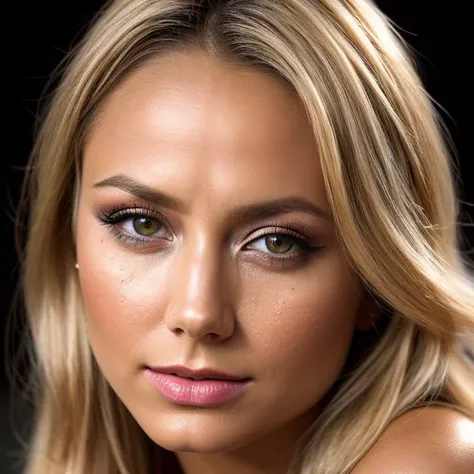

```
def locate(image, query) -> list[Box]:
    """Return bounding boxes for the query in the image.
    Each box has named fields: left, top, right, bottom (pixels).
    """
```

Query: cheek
left=242, top=256, right=363, bottom=399
left=79, top=263, right=142, bottom=352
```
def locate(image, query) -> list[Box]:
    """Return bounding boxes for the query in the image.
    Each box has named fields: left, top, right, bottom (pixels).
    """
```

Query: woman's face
left=76, top=48, right=372, bottom=454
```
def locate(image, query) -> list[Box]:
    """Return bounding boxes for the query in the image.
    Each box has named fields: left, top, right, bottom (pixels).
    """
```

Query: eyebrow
left=93, top=174, right=331, bottom=221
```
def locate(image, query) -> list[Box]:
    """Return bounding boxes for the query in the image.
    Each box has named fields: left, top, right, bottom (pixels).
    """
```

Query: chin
left=138, top=411, right=262, bottom=454
left=147, top=428, right=250, bottom=454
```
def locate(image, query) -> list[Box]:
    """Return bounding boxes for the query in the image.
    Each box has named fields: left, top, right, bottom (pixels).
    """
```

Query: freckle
left=291, top=287, right=294, bottom=290
left=101, top=239, right=103, bottom=243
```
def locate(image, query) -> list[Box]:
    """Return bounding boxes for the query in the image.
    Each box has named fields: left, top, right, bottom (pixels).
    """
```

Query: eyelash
left=97, top=203, right=326, bottom=268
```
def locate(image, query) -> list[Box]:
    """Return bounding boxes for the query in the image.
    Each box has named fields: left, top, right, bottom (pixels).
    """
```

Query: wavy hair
left=15, top=0, right=474, bottom=473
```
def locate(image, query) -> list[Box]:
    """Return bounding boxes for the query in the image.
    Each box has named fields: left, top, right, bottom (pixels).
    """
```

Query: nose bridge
left=185, top=233, right=221, bottom=313
left=166, top=229, right=234, bottom=341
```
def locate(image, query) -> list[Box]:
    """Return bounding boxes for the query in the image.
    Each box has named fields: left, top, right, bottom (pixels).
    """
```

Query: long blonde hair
left=16, top=0, right=474, bottom=473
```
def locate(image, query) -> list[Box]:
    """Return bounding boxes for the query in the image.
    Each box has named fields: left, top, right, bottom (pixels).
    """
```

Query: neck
left=165, top=410, right=315, bottom=474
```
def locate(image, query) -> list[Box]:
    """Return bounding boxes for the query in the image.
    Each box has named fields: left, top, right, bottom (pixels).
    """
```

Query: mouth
left=168, top=373, right=229, bottom=381
left=145, top=365, right=252, bottom=407
left=148, top=365, right=250, bottom=381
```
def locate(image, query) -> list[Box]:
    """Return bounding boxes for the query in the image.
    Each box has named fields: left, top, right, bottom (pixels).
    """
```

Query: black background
left=0, top=1, right=472, bottom=471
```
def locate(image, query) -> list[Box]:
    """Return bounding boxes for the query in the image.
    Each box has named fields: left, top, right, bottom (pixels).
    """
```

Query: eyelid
left=240, top=218, right=316, bottom=246
left=244, top=225, right=308, bottom=245
left=98, top=202, right=170, bottom=227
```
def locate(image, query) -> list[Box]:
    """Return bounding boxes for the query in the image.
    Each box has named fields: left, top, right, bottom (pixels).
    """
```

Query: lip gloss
left=145, top=370, right=250, bottom=407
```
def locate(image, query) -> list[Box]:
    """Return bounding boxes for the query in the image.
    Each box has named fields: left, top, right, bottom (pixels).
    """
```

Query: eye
left=97, top=205, right=171, bottom=248
left=113, top=214, right=167, bottom=240
left=251, top=234, right=294, bottom=254
left=130, top=216, right=161, bottom=236
left=244, top=226, right=325, bottom=268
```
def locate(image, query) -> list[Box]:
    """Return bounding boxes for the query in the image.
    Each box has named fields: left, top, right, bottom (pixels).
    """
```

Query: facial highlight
left=76, top=48, right=371, bottom=461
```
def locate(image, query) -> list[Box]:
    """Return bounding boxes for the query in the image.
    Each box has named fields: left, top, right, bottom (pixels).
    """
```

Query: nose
left=164, top=234, right=235, bottom=343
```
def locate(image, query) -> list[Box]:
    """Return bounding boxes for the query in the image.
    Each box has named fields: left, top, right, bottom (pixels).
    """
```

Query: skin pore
left=75, top=48, right=380, bottom=474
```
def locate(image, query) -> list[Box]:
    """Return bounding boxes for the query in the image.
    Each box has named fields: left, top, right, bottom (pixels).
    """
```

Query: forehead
left=83, top=48, right=328, bottom=212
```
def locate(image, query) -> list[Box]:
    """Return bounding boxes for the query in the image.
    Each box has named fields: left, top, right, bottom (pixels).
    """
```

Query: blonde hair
left=16, top=0, right=474, bottom=473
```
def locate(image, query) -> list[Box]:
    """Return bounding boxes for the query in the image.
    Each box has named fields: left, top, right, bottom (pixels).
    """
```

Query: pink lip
left=145, top=366, right=251, bottom=407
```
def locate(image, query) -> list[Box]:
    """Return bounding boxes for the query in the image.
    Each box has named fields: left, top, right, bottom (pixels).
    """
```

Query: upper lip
left=148, top=365, right=249, bottom=381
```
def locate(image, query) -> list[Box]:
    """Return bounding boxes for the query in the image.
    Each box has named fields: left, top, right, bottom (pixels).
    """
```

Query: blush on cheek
left=78, top=251, right=133, bottom=343
left=78, top=264, right=151, bottom=401
left=251, top=265, right=361, bottom=354
left=246, top=263, right=363, bottom=405
left=268, top=303, right=356, bottom=372
left=78, top=254, right=171, bottom=356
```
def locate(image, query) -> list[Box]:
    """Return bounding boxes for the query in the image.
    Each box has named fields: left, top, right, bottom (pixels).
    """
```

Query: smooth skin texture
left=352, top=407, right=474, bottom=474
left=75, top=49, right=473, bottom=473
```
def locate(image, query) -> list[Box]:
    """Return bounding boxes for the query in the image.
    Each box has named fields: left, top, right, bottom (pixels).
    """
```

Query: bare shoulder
left=352, top=406, right=474, bottom=473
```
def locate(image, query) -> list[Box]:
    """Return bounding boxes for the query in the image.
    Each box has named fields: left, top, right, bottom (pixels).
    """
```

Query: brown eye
left=265, top=235, right=293, bottom=253
left=132, top=216, right=160, bottom=236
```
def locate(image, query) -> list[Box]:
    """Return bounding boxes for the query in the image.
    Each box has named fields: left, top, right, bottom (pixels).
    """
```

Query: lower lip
left=145, top=370, right=251, bottom=407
